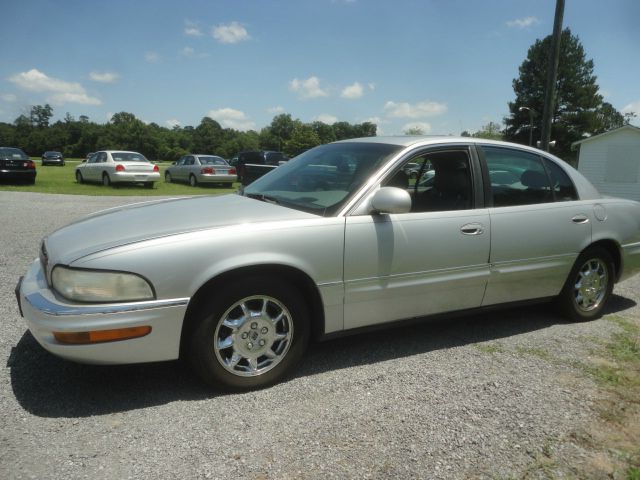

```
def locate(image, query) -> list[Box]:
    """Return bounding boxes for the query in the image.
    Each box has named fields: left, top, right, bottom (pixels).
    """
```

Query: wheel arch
left=584, top=239, right=622, bottom=282
left=179, top=264, right=326, bottom=358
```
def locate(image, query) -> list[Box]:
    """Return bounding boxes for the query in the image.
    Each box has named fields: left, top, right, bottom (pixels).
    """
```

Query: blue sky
left=1, top=0, right=638, bottom=135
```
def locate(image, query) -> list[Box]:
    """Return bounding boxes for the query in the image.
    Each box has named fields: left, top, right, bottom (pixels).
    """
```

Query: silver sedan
left=165, top=154, right=237, bottom=187
left=75, top=150, right=160, bottom=188
left=17, top=137, right=640, bottom=391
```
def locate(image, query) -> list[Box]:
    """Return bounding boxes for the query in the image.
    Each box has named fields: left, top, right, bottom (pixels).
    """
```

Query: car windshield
left=243, top=142, right=402, bottom=216
left=199, top=156, right=228, bottom=165
left=111, top=152, right=149, bottom=162
left=0, top=148, right=29, bottom=160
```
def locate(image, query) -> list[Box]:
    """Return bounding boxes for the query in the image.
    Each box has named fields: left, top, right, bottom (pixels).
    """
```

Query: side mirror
left=171, top=161, right=177, bottom=165
left=370, top=187, right=411, bottom=214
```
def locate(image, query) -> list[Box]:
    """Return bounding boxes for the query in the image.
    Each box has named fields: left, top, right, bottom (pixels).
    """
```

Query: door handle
left=571, top=214, right=589, bottom=224
left=460, top=223, right=485, bottom=235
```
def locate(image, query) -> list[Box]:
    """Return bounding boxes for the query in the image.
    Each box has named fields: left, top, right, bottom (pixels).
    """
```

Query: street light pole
left=519, top=106, right=535, bottom=146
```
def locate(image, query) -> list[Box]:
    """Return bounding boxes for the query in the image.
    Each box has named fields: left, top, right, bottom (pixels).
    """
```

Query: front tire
left=557, top=247, right=614, bottom=322
left=188, top=277, right=310, bottom=391
left=76, top=171, right=83, bottom=184
left=165, top=172, right=172, bottom=183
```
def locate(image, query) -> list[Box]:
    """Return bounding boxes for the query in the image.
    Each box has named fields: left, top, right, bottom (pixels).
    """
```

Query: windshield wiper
left=245, top=193, right=280, bottom=205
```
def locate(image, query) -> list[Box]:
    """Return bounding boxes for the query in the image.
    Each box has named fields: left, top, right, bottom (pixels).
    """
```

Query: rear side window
left=542, top=157, right=579, bottom=201
left=482, top=146, right=552, bottom=207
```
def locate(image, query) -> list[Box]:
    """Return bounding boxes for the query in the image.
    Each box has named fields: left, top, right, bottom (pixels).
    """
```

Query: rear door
left=479, top=145, right=591, bottom=305
left=343, top=146, right=491, bottom=330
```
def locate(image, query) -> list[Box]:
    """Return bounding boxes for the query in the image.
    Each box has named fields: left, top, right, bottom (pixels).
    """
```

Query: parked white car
left=75, top=150, right=160, bottom=188
left=17, top=137, right=640, bottom=391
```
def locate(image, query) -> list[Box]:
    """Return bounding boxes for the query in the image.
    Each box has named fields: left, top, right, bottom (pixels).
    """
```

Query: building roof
left=571, top=124, right=640, bottom=150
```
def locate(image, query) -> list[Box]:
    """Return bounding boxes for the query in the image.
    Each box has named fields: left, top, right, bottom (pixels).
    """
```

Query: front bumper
left=18, top=259, right=189, bottom=365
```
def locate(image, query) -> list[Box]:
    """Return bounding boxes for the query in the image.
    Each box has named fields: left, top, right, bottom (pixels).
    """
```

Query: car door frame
left=341, top=142, right=492, bottom=331
left=475, top=144, right=593, bottom=306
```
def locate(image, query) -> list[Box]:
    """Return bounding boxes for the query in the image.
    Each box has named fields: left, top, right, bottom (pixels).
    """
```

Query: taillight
left=115, top=164, right=125, bottom=172
left=26, top=161, right=36, bottom=169
left=229, top=167, right=237, bottom=175
left=201, top=167, right=215, bottom=174
left=153, top=164, right=159, bottom=172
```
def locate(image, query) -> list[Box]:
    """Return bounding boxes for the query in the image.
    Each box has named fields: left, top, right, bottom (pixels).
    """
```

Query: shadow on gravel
left=9, top=294, right=636, bottom=418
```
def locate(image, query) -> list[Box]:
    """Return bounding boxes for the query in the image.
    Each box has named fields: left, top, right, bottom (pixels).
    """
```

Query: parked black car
left=41, top=151, right=65, bottom=166
left=0, top=147, right=36, bottom=184
left=236, top=150, right=288, bottom=184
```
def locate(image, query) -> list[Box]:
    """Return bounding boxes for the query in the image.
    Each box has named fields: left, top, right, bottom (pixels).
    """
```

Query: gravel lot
left=1, top=191, right=638, bottom=479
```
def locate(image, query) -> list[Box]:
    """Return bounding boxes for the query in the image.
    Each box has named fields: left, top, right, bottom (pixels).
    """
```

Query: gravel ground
left=1, top=191, right=638, bottom=479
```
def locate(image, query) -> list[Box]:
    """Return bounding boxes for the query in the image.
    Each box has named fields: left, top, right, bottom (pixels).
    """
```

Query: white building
left=572, top=125, right=640, bottom=202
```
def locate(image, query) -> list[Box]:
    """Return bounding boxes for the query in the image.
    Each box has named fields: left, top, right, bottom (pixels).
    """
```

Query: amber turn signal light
left=53, top=326, right=151, bottom=344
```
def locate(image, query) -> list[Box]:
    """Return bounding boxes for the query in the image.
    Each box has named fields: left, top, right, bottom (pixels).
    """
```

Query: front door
left=343, top=147, right=491, bottom=330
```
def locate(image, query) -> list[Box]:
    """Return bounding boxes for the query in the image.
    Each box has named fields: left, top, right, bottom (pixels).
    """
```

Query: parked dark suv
left=236, top=150, right=288, bottom=183
left=0, top=147, right=36, bottom=184
left=41, top=151, right=65, bottom=166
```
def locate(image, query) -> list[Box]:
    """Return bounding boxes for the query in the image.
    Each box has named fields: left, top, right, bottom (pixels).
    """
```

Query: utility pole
left=540, top=0, right=565, bottom=151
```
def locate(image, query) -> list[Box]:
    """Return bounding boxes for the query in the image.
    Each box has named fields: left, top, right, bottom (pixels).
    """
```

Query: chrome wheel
left=573, top=257, right=608, bottom=312
left=214, top=295, right=294, bottom=377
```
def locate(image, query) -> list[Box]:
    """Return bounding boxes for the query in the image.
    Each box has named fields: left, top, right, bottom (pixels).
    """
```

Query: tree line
left=0, top=110, right=376, bottom=162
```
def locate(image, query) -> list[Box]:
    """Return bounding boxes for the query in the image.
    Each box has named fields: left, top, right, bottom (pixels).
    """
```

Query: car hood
left=44, top=194, right=317, bottom=265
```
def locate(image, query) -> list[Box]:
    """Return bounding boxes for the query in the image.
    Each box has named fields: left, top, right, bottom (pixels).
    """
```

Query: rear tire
left=188, top=277, right=310, bottom=391
left=189, top=175, right=198, bottom=187
left=557, top=247, right=614, bottom=322
left=102, top=173, right=111, bottom=187
left=144, top=182, right=154, bottom=189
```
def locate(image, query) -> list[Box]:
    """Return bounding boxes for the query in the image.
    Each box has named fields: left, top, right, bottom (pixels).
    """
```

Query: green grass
left=0, top=159, right=239, bottom=196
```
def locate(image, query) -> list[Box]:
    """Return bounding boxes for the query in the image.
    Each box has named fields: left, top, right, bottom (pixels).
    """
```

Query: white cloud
left=622, top=101, right=640, bottom=114
left=8, top=68, right=101, bottom=105
left=166, top=119, right=181, bottom=128
left=289, top=76, right=329, bottom=99
left=212, top=22, right=250, bottom=44
left=184, top=20, right=203, bottom=37
left=181, top=46, right=209, bottom=59
left=267, top=106, right=285, bottom=114
left=89, top=71, right=119, bottom=83
left=341, top=82, right=364, bottom=99
left=314, top=114, right=338, bottom=124
left=506, top=16, right=539, bottom=29
left=368, top=83, right=376, bottom=91
left=145, top=51, right=161, bottom=63
left=1, top=93, right=17, bottom=102
left=402, top=122, right=432, bottom=134
left=207, top=107, right=256, bottom=131
left=383, top=100, right=447, bottom=118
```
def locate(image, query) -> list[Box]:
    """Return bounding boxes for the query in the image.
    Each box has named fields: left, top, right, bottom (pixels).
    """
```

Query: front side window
left=383, top=149, right=472, bottom=212
left=244, top=142, right=401, bottom=216
left=482, top=146, right=552, bottom=207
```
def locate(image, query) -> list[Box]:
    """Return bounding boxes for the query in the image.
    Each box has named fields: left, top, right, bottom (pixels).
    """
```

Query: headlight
left=52, top=266, right=155, bottom=303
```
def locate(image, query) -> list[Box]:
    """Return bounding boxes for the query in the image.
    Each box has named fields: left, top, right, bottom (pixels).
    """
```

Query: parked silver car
left=17, top=137, right=640, bottom=390
left=165, top=154, right=237, bottom=187
left=75, top=150, right=160, bottom=188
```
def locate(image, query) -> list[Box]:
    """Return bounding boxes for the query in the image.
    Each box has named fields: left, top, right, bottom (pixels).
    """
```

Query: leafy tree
left=284, top=124, right=321, bottom=156
left=473, top=121, right=504, bottom=140
left=30, top=104, right=54, bottom=128
left=504, top=28, right=624, bottom=162
left=404, top=126, right=425, bottom=135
